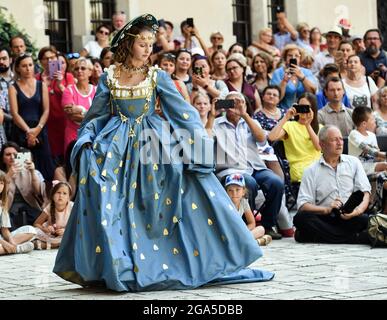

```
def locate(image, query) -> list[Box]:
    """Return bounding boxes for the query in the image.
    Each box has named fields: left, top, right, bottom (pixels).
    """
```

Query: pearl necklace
left=264, top=108, right=279, bottom=117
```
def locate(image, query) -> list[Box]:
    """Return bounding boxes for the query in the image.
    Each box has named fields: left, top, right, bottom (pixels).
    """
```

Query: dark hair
left=57, top=52, right=69, bottom=73
left=38, top=45, right=58, bottom=62
left=165, top=21, right=174, bottom=30
left=339, top=40, right=354, bottom=50
left=228, top=43, right=245, bottom=57
left=324, top=76, right=344, bottom=92
left=49, top=181, right=72, bottom=225
left=158, top=52, right=176, bottom=65
left=13, top=53, right=34, bottom=76
left=252, top=52, right=273, bottom=76
left=211, top=50, right=227, bottom=63
left=262, top=85, right=281, bottom=98
left=321, top=63, right=340, bottom=79
left=363, top=29, right=383, bottom=42
left=309, top=27, right=322, bottom=43
left=352, top=106, right=372, bottom=127
left=297, top=93, right=319, bottom=134
left=113, top=24, right=153, bottom=64
left=192, top=55, right=209, bottom=67
left=96, top=24, right=111, bottom=33
left=0, top=47, right=11, bottom=57
left=100, top=47, right=112, bottom=61
left=176, top=48, right=192, bottom=59
left=0, top=141, right=21, bottom=171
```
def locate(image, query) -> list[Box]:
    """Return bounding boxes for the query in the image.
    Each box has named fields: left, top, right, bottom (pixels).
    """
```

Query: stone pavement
left=1, top=237, right=387, bottom=300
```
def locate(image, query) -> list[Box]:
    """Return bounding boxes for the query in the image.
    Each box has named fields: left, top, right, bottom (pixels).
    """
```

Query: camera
left=294, top=104, right=310, bottom=114
left=193, top=66, right=203, bottom=77
left=215, top=99, right=235, bottom=110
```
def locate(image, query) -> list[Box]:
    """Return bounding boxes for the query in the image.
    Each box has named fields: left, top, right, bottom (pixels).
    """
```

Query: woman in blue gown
left=53, top=14, right=274, bottom=292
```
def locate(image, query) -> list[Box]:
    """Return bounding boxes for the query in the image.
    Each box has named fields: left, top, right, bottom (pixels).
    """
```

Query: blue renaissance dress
left=53, top=65, right=274, bottom=292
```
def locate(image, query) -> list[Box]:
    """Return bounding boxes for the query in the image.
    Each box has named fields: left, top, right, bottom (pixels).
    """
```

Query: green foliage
left=0, top=10, right=38, bottom=58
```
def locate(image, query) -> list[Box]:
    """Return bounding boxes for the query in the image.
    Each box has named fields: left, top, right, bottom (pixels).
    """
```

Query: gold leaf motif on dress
left=208, top=219, right=213, bottom=226
left=165, top=198, right=172, bottom=205
left=189, top=139, right=194, bottom=145
left=162, top=264, right=169, bottom=270
left=114, top=168, right=119, bottom=174
left=173, top=248, right=179, bottom=255
left=80, top=177, right=87, bottom=185
left=113, top=135, right=119, bottom=141
left=119, top=161, right=123, bottom=168
left=90, top=170, right=96, bottom=177
left=111, top=185, right=117, bottom=192
left=132, top=182, right=137, bottom=189
left=96, top=246, right=101, bottom=253
left=101, top=186, right=107, bottom=193
left=96, top=158, right=103, bottom=165
left=182, top=113, right=189, bottom=120
left=192, top=203, right=198, bottom=210
left=134, top=265, right=139, bottom=273
left=153, top=164, right=158, bottom=171
left=107, top=152, right=112, bottom=159
left=172, top=216, right=179, bottom=223
left=132, top=243, right=138, bottom=250
left=102, top=169, right=107, bottom=177
left=106, top=203, right=112, bottom=210
left=193, top=249, right=199, bottom=257
left=131, top=222, right=136, bottom=229
left=146, top=224, right=152, bottom=230
left=129, top=202, right=134, bottom=209
left=148, top=174, right=154, bottom=182
left=155, top=193, right=159, bottom=200
left=163, top=228, right=169, bottom=236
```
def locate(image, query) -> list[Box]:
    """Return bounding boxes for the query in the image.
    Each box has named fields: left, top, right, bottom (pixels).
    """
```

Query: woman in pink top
left=61, top=58, right=96, bottom=154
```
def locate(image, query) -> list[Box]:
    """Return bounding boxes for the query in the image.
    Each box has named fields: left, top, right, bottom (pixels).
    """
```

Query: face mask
left=0, top=66, right=10, bottom=73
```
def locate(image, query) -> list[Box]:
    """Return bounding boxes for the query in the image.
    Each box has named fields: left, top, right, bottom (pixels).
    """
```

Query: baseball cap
left=322, top=26, right=343, bottom=39
left=225, top=174, right=245, bottom=187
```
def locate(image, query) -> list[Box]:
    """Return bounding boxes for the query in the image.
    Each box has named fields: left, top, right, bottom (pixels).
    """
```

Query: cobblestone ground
left=1, top=237, right=387, bottom=300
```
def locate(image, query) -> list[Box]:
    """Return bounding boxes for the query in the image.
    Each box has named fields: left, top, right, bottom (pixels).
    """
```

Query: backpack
left=368, top=214, right=387, bottom=247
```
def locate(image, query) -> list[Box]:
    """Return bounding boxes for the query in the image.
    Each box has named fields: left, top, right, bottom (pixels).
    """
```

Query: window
left=377, top=0, right=387, bottom=50
left=267, top=0, right=285, bottom=34
left=232, top=0, right=251, bottom=49
left=90, top=0, right=116, bottom=34
left=44, top=0, right=72, bottom=53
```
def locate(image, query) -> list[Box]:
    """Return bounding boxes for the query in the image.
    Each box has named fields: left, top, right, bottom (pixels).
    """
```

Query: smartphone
left=15, top=151, right=32, bottom=167
left=215, top=99, right=235, bottom=110
left=289, top=58, right=298, bottom=67
left=186, top=18, right=194, bottom=28
left=193, top=66, right=203, bottom=76
left=49, top=60, right=62, bottom=79
left=294, top=104, right=311, bottom=114
left=276, top=6, right=284, bottom=13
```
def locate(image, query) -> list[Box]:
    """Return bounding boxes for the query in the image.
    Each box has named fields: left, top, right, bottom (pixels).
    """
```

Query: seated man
left=294, top=125, right=371, bottom=244
left=208, top=91, right=285, bottom=239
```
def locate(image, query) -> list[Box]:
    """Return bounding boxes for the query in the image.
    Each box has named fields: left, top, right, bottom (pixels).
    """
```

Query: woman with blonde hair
left=271, top=44, right=317, bottom=110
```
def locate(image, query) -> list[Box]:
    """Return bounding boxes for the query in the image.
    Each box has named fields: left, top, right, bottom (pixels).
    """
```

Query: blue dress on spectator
left=12, top=81, right=55, bottom=181
left=53, top=66, right=274, bottom=292
left=271, top=66, right=318, bottom=110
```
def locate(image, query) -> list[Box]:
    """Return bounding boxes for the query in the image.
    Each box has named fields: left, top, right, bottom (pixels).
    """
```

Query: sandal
left=257, top=235, right=272, bottom=246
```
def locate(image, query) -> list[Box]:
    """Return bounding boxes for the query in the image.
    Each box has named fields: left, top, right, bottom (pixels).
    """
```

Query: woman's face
left=17, top=57, right=35, bottom=79
left=339, top=43, right=354, bottom=61
left=286, top=49, right=301, bottom=66
left=160, top=58, right=175, bottom=75
left=176, top=52, right=191, bottom=72
left=2, top=147, right=17, bottom=169
left=131, top=31, right=154, bottom=65
left=96, top=26, right=110, bottom=42
left=194, top=59, right=210, bottom=78
left=226, top=61, right=243, bottom=81
left=212, top=52, right=226, bottom=69
left=53, top=185, right=70, bottom=208
left=58, top=56, right=67, bottom=73
left=380, top=90, right=387, bottom=109
left=347, top=56, right=361, bottom=72
left=299, top=27, right=310, bottom=40
left=311, top=28, right=321, bottom=42
left=93, top=62, right=103, bottom=78
left=193, top=95, right=211, bottom=117
left=211, top=34, right=224, bottom=47
left=73, top=61, right=92, bottom=81
left=102, top=51, right=113, bottom=68
left=260, top=30, right=273, bottom=44
left=253, top=56, right=268, bottom=74
left=230, top=45, right=244, bottom=55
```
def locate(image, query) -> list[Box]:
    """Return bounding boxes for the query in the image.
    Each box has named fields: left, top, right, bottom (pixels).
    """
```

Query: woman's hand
left=24, top=159, right=35, bottom=172
left=290, top=65, right=304, bottom=80
left=304, top=108, right=314, bottom=125
left=285, top=106, right=297, bottom=120
left=192, top=74, right=209, bottom=88
left=53, top=70, right=64, bottom=83
left=46, top=225, right=56, bottom=235
left=55, top=228, right=65, bottom=236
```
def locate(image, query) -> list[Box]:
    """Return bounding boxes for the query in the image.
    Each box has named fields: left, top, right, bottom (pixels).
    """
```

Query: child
left=348, top=106, right=387, bottom=212
left=0, top=172, right=36, bottom=255
left=225, top=174, right=272, bottom=246
left=33, top=181, right=73, bottom=250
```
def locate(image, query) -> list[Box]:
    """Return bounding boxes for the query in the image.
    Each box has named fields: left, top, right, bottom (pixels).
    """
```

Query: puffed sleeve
left=70, top=73, right=111, bottom=171
left=155, top=70, right=214, bottom=173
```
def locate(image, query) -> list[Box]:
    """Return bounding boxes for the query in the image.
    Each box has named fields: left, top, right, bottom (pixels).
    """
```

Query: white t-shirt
left=83, top=41, right=104, bottom=59
left=0, top=206, right=11, bottom=228
left=343, top=77, right=378, bottom=109
left=348, top=129, right=379, bottom=175
left=234, top=198, right=251, bottom=217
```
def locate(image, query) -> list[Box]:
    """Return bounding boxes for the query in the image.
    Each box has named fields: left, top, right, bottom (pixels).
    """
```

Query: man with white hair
left=294, top=125, right=371, bottom=244
left=208, top=91, right=284, bottom=239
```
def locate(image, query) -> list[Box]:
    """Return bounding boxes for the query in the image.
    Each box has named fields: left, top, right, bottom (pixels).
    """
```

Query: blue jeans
left=249, top=169, right=284, bottom=229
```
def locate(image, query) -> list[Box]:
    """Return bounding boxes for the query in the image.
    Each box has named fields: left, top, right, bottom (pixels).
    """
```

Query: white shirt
left=343, top=77, right=378, bottom=109
left=83, top=41, right=104, bottom=59
left=297, top=154, right=371, bottom=210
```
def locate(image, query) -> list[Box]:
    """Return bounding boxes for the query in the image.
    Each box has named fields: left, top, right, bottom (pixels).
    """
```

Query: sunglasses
left=74, top=66, right=89, bottom=71
left=99, top=30, right=110, bottom=35
left=67, top=52, right=80, bottom=60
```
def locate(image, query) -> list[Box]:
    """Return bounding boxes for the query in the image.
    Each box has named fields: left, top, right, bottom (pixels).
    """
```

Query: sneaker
left=16, top=241, right=34, bottom=254
left=265, top=227, right=283, bottom=240
left=279, top=228, right=295, bottom=238
left=257, top=235, right=272, bottom=246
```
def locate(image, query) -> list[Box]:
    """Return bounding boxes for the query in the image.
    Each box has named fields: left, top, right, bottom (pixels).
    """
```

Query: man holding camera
left=208, top=92, right=284, bottom=239
left=294, top=125, right=371, bottom=244
left=359, top=29, right=387, bottom=88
